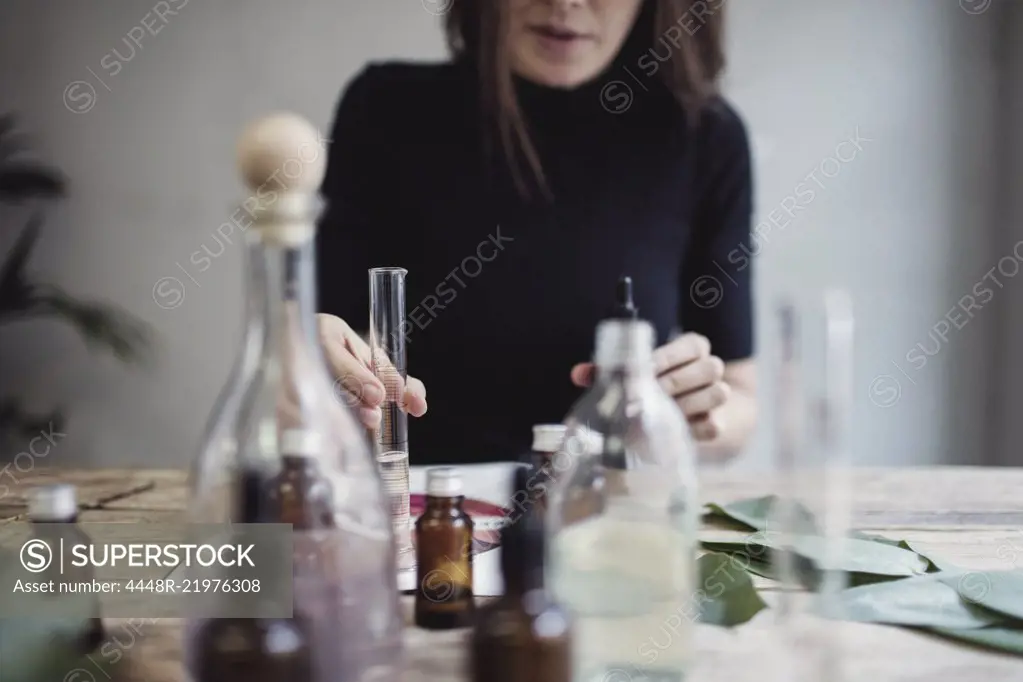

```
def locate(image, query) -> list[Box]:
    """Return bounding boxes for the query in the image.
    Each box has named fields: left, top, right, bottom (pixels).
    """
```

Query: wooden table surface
left=5, top=466, right=1023, bottom=682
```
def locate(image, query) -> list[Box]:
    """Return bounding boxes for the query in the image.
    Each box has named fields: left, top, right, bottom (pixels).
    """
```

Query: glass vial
left=184, top=113, right=403, bottom=682
left=28, top=484, right=105, bottom=653
left=369, top=266, right=416, bottom=576
left=414, top=467, right=474, bottom=629
left=470, top=467, right=572, bottom=682
left=546, top=319, right=699, bottom=682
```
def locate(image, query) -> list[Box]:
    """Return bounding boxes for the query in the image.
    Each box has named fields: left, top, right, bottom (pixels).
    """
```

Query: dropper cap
left=610, top=276, right=639, bottom=319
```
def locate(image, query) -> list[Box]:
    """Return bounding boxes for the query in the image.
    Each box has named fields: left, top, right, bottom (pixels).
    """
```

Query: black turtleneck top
left=317, top=49, right=754, bottom=466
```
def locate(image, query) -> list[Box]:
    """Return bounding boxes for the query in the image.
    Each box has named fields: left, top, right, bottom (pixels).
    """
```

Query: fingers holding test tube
left=318, top=313, right=428, bottom=428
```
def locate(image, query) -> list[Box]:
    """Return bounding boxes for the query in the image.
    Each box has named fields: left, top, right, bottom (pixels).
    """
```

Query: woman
left=315, top=0, right=757, bottom=466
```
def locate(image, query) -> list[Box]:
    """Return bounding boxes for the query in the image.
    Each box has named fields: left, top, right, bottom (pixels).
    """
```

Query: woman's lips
left=529, top=25, right=593, bottom=59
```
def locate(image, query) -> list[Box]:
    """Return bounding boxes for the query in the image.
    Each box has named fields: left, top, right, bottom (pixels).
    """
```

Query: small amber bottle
left=414, top=467, right=474, bottom=629
left=526, top=424, right=568, bottom=511
left=28, top=484, right=105, bottom=653
left=470, top=467, right=572, bottom=682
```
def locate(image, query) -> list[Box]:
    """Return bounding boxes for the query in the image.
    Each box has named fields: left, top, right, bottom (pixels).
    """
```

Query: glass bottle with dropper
left=546, top=317, right=699, bottom=682
left=183, top=113, right=403, bottom=682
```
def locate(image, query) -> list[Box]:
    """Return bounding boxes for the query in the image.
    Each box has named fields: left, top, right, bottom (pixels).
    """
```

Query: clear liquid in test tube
left=369, top=267, right=415, bottom=575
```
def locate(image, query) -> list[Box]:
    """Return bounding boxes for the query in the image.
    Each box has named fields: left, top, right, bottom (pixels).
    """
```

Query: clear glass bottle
left=546, top=319, right=699, bottom=682
left=187, top=228, right=265, bottom=526
left=184, top=113, right=403, bottom=682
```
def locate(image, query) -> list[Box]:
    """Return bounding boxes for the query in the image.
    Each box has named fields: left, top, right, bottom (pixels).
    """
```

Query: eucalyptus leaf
left=832, top=573, right=1003, bottom=629
left=700, top=530, right=930, bottom=578
left=938, top=570, right=1023, bottom=622
left=925, top=625, right=1023, bottom=656
left=703, top=495, right=816, bottom=534
left=695, top=552, right=767, bottom=627
left=853, top=533, right=960, bottom=573
left=705, top=497, right=954, bottom=578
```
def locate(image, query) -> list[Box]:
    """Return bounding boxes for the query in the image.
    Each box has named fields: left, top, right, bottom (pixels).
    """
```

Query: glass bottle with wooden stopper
left=28, top=484, right=105, bottom=653
left=470, top=467, right=572, bottom=682
left=192, top=467, right=314, bottom=682
left=414, top=467, right=474, bottom=629
left=183, top=112, right=403, bottom=682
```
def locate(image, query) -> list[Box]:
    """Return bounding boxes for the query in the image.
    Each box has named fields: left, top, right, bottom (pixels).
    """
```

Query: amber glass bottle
left=414, top=467, right=474, bottom=629
left=470, top=468, right=572, bottom=682
left=192, top=468, right=314, bottom=682
left=524, top=424, right=566, bottom=512
left=266, top=430, right=338, bottom=531
left=28, top=484, right=105, bottom=653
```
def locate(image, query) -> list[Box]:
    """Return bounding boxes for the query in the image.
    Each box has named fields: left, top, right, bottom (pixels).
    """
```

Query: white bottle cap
left=593, top=319, right=655, bottom=369
left=280, top=428, right=323, bottom=456
left=532, top=424, right=567, bottom=454
left=426, top=467, right=463, bottom=497
left=562, top=427, right=605, bottom=458
left=28, top=484, right=78, bottom=521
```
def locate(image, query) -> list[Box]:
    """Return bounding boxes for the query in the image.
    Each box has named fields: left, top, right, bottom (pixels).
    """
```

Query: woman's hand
left=570, top=332, right=757, bottom=458
left=317, top=314, right=428, bottom=430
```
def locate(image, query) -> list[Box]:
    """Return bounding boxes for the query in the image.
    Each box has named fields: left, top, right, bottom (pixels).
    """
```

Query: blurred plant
left=0, top=112, right=152, bottom=443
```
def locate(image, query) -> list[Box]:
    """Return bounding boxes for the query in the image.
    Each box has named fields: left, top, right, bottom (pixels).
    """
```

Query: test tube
left=818, top=290, right=854, bottom=605
left=770, top=300, right=804, bottom=619
left=768, top=291, right=855, bottom=682
left=369, top=267, right=415, bottom=575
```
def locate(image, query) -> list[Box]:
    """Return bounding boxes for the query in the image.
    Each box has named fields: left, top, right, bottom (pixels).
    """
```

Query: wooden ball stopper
left=236, top=112, right=326, bottom=197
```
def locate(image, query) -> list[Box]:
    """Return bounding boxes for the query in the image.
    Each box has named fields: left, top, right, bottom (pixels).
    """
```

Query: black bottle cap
left=501, top=467, right=546, bottom=578
left=611, top=276, right=639, bottom=320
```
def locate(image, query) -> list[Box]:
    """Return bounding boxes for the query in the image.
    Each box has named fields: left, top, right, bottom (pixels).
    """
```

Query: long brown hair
left=444, top=0, right=727, bottom=198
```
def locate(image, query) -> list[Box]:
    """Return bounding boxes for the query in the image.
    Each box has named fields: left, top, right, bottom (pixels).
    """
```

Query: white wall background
left=0, top=0, right=1015, bottom=470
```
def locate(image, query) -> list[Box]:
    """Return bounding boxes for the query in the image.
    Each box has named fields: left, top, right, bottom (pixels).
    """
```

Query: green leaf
left=853, top=533, right=961, bottom=573
left=695, top=552, right=768, bottom=627
left=703, top=495, right=816, bottom=534
left=701, top=530, right=930, bottom=578
left=938, top=570, right=1023, bottom=622
left=705, top=497, right=958, bottom=577
left=924, top=626, right=1023, bottom=657
left=832, top=573, right=1003, bottom=629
